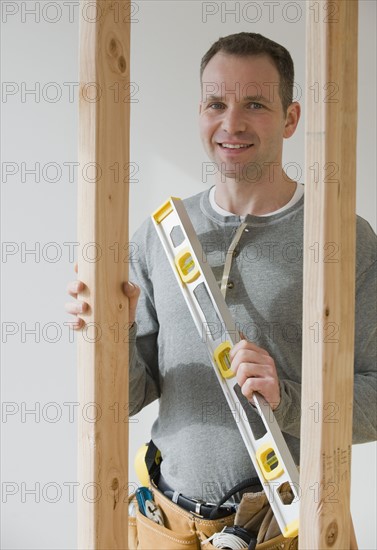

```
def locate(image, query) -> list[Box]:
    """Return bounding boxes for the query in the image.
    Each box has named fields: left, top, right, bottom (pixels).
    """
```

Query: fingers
left=231, top=347, right=272, bottom=366
left=66, top=279, right=85, bottom=298
left=230, top=338, right=280, bottom=408
left=66, top=275, right=87, bottom=331
left=237, top=366, right=280, bottom=409
left=65, top=278, right=140, bottom=332
left=240, top=376, right=279, bottom=408
left=229, top=338, right=268, bottom=360
left=66, top=317, right=85, bottom=331
left=64, top=301, right=88, bottom=316
left=235, top=361, right=272, bottom=387
left=122, top=281, right=141, bottom=325
left=122, top=281, right=140, bottom=298
left=230, top=341, right=272, bottom=383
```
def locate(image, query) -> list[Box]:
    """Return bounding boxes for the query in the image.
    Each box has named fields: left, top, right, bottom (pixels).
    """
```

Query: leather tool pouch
left=129, top=441, right=298, bottom=549
left=128, top=484, right=298, bottom=550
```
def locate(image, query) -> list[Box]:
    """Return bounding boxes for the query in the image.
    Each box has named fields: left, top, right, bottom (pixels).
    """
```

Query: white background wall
left=1, top=1, right=376, bottom=548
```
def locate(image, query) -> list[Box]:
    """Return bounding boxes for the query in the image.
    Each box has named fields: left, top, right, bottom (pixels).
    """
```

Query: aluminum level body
left=152, top=197, right=300, bottom=538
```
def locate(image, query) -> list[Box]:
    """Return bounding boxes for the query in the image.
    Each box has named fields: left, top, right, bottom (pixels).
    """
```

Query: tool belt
left=156, top=474, right=236, bottom=520
left=129, top=442, right=299, bottom=550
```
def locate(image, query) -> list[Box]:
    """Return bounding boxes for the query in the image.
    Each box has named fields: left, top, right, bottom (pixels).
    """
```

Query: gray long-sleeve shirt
left=129, top=188, right=377, bottom=502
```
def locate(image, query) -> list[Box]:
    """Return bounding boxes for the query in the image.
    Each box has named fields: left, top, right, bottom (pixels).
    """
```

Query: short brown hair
left=200, top=32, right=294, bottom=113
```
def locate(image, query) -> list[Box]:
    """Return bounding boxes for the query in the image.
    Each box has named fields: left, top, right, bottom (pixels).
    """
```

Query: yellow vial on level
left=256, top=443, right=284, bottom=481
left=175, top=248, right=200, bottom=284
left=214, top=342, right=235, bottom=379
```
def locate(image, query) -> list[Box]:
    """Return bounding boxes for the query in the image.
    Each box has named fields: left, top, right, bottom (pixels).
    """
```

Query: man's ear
left=283, top=102, right=301, bottom=139
left=199, top=102, right=202, bottom=115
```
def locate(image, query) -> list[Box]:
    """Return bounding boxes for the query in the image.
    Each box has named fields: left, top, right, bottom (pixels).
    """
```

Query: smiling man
left=196, top=35, right=302, bottom=409
left=199, top=47, right=300, bottom=218
left=67, top=33, right=376, bottom=521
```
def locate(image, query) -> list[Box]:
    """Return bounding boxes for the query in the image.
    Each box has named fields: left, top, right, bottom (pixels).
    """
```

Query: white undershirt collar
left=209, top=183, right=305, bottom=221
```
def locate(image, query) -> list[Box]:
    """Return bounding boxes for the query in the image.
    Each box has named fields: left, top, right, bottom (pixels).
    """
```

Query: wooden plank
left=77, top=1, right=131, bottom=548
left=350, top=519, right=358, bottom=550
left=299, top=1, right=358, bottom=549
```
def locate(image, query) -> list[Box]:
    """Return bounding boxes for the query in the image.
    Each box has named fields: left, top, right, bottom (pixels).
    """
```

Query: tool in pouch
left=135, top=486, right=164, bottom=526
left=151, top=197, right=300, bottom=539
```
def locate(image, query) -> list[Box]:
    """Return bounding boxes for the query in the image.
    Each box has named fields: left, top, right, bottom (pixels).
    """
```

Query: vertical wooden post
left=300, top=1, right=358, bottom=549
left=77, top=1, right=130, bottom=548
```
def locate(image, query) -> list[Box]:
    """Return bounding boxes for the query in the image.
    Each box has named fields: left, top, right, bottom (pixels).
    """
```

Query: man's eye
left=249, top=102, right=263, bottom=109
left=208, top=103, right=224, bottom=109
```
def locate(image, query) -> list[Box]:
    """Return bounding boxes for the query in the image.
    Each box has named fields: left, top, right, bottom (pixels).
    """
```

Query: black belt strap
left=209, top=476, right=262, bottom=520
left=145, top=440, right=263, bottom=520
left=157, top=474, right=235, bottom=519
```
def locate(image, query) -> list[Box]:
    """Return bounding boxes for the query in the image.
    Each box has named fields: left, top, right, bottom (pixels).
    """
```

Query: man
left=66, top=33, right=377, bottom=504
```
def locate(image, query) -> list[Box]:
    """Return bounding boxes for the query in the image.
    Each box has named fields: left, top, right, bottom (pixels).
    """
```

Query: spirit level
left=152, top=197, right=299, bottom=538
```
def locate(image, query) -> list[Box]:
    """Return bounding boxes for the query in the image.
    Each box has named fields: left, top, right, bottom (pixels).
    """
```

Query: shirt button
left=227, top=281, right=234, bottom=290
left=244, top=227, right=250, bottom=233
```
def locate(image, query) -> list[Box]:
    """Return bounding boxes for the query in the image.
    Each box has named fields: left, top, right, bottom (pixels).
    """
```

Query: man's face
left=199, top=52, right=296, bottom=183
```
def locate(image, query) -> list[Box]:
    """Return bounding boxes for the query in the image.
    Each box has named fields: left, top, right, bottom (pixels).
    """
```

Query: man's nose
left=221, top=107, right=247, bottom=134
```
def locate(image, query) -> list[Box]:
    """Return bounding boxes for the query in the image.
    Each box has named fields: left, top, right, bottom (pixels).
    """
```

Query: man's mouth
left=218, top=143, right=253, bottom=149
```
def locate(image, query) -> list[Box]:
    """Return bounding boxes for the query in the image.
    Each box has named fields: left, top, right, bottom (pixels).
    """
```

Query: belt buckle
left=192, top=497, right=205, bottom=516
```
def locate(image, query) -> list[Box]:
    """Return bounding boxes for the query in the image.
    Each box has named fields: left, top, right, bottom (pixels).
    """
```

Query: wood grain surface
left=300, top=1, right=358, bottom=549
left=77, top=1, right=131, bottom=547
